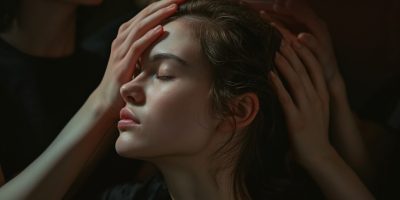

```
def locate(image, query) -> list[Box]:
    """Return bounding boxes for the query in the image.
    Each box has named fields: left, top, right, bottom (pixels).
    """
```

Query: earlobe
left=217, top=93, right=260, bottom=133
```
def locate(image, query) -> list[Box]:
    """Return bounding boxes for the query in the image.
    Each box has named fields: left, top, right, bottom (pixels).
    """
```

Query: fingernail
left=168, top=3, right=177, bottom=10
left=153, top=25, right=163, bottom=32
left=269, top=70, right=277, bottom=78
left=299, top=33, right=312, bottom=43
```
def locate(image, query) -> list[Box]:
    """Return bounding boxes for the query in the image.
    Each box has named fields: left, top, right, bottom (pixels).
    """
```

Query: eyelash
left=156, top=74, right=174, bottom=81
left=136, top=62, right=175, bottom=81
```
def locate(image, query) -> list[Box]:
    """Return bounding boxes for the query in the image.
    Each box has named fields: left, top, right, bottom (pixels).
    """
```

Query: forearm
left=328, top=75, right=373, bottom=182
left=304, top=147, right=375, bottom=200
left=0, top=89, right=118, bottom=200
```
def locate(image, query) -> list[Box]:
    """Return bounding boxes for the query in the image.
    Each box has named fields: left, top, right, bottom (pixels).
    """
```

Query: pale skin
left=0, top=0, right=184, bottom=199
left=0, top=0, right=260, bottom=199
left=115, top=15, right=260, bottom=200
left=0, top=1, right=374, bottom=200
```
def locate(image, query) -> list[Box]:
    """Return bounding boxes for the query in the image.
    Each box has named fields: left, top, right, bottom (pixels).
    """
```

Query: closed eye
left=156, top=74, right=175, bottom=81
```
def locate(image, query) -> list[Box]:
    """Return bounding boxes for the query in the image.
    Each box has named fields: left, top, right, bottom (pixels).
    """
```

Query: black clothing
left=102, top=176, right=170, bottom=200
left=0, top=36, right=143, bottom=198
left=0, top=37, right=106, bottom=180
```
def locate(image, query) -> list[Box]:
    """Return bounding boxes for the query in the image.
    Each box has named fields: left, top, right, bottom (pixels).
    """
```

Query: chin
left=114, top=135, right=149, bottom=160
left=115, top=136, right=133, bottom=158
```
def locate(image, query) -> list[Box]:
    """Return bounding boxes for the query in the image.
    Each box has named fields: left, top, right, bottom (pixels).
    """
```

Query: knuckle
left=130, top=43, right=140, bottom=55
left=111, top=39, right=119, bottom=49
left=118, top=23, right=127, bottom=33
left=135, top=21, right=146, bottom=31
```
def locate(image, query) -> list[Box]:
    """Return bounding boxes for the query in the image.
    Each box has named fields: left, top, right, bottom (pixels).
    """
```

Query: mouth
left=118, top=107, right=141, bottom=130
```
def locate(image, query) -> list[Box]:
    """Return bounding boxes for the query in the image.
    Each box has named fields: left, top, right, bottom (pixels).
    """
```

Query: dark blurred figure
left=0, top=0, right=144, bottom=198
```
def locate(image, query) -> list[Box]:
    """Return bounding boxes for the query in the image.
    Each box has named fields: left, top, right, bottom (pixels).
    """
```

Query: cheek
left=153, top=91, right=209, bottom=128
left=116, top=79, right=218, bottom=159
left=144, top=83, right=217, bottom=154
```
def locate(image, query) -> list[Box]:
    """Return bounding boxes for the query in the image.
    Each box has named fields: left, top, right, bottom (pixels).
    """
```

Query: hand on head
left=243, top=0, right=337, bottom=168
left=95, top=0, right=185, bottom=118
left=244, top=0, right=341, bottom=85
left=269, top=37, right=331, bottom=167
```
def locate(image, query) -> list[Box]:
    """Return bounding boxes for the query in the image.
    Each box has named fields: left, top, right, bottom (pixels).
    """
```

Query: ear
left=217, top=92, right=260, bottom=133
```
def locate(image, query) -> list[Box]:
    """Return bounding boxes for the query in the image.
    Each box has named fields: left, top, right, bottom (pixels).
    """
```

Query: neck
left=155, top=157, right=235, bottom=200
left=0, top=0, right=78, bottom=57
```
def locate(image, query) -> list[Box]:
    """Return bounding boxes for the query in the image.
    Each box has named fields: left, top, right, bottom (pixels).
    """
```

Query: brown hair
left=168, top=0, right=290, bottom=199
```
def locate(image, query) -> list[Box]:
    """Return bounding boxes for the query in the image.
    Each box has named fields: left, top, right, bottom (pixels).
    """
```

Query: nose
left=120, top=79, right=146, bottom=105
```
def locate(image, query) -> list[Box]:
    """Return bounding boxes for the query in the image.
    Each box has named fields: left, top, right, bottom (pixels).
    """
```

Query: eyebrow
left=149, top=53, right=189, bottom=67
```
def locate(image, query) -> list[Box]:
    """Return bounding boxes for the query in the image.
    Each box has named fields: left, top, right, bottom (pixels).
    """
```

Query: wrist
left=327, top=74, right=351, bottom=106
left=87, top=87, right=121, bottom=122
left=299, top=145, right=339, bottom=171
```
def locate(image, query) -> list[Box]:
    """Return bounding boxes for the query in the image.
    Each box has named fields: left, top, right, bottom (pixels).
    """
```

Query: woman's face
left=116, top=18, right=219, bottom=161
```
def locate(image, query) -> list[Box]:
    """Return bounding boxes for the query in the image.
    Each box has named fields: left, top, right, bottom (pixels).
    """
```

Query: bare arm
left=0, top=1, right=182, bottom=199
left=0, top=91, right=117, bottom=200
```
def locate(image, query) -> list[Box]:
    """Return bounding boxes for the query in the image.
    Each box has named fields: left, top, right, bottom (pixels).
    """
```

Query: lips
left=118, top=107, right=140, bottom=130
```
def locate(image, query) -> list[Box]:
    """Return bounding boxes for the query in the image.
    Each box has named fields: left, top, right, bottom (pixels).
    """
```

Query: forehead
left=145, top=18, right=206, bottom=67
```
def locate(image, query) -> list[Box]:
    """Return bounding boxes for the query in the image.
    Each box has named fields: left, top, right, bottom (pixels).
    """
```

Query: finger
left=125, top=3, right=177, bottom=46
left=298, top=32, right=334, bottom=65
left=273, top=0, right=293, bottom=16
left=270, top=21, right=297, bottom=43
left=123, top=0, right=183, bottom=32
left=269, top=71, right=298, bottom=117
left=298, top=32, right=338, bottom=83
left=124, top=25, right=165, bottom=81
left=279, top=40, right=316, bottom=98
left=259, top=10, right=278, bottom=23
left=114, top=0, right=179, bottom=48
left=275, top=52, right=308, bottom=107
left=118, top=3, right=177, bottom=57
left=297, top=33, right=322, bottom=58
left=292, top=40, right=329, bottom=107
left=275, top=0, right=329, bottom=42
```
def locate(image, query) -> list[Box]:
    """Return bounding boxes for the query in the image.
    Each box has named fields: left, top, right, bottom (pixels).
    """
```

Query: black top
left=102, top=176, right=171, bottom=200
left=0, top=37, right=106, bottom=180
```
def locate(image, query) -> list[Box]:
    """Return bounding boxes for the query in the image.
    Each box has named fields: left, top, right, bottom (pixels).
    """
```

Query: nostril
left=120, top=80, right=145, bottom=105
left=127, top=96, right=136, bottom=103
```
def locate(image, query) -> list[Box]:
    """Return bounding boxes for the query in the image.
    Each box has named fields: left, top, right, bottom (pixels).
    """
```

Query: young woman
left=0, top=0, right=374, bottom=199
